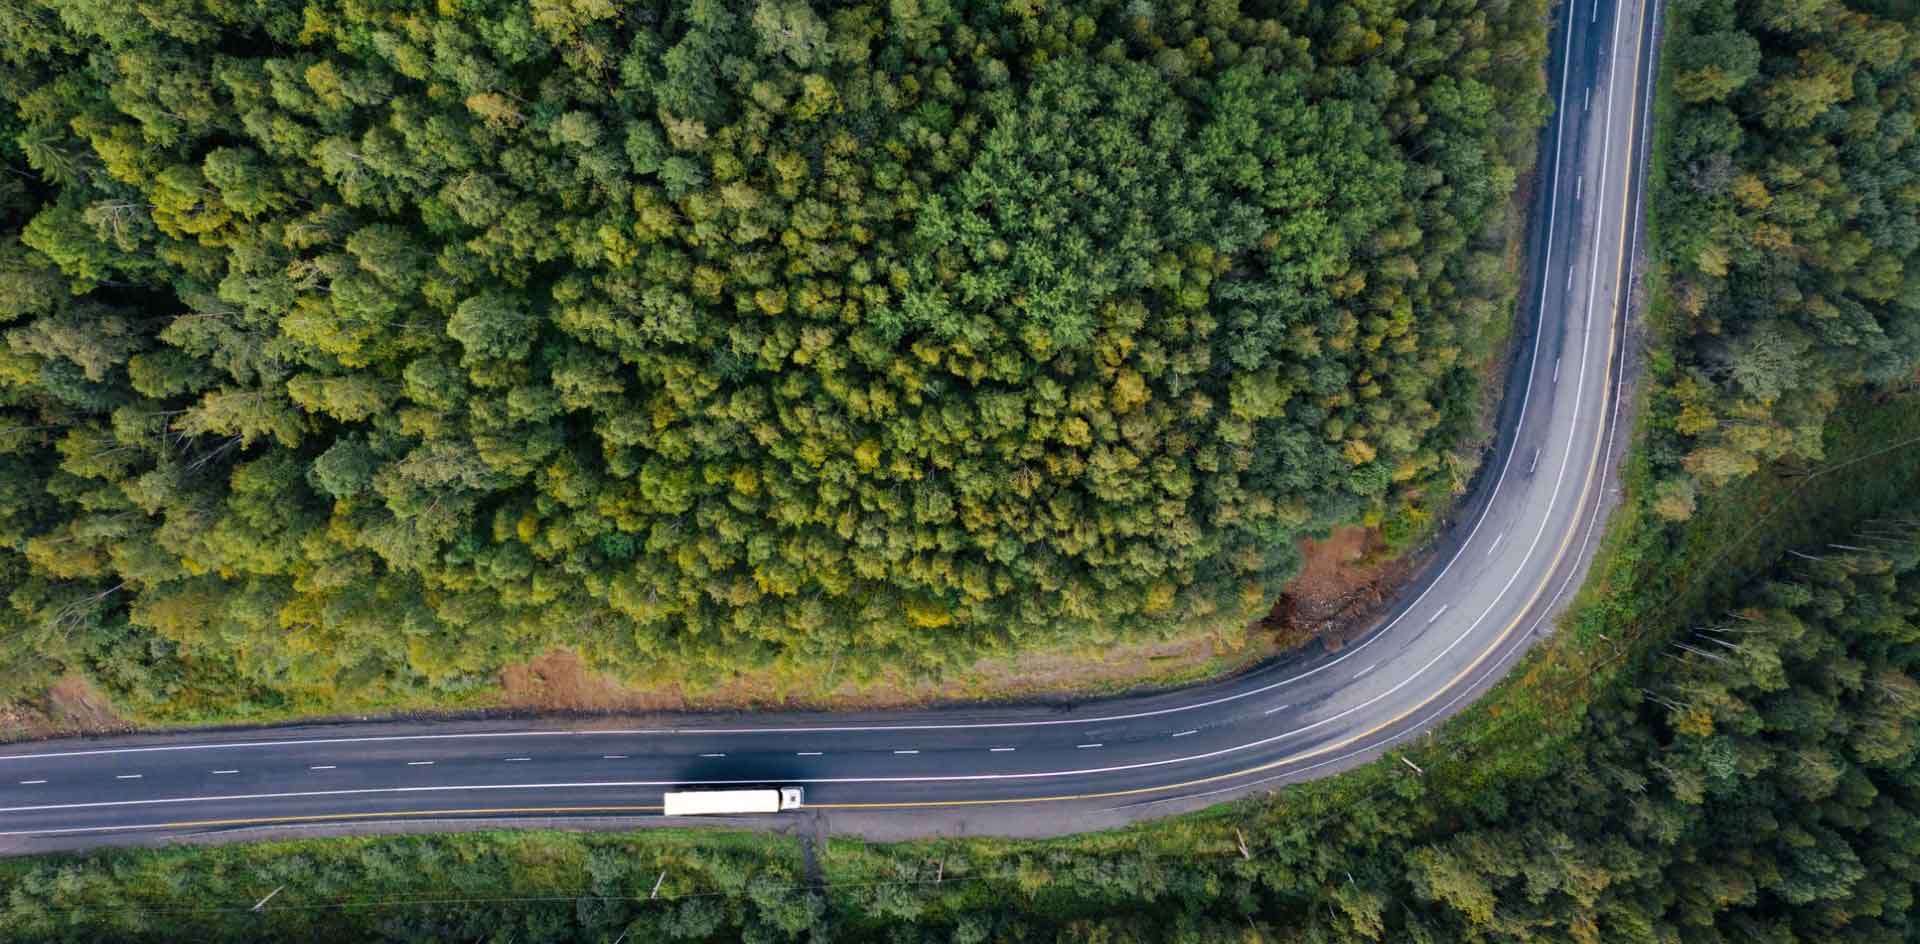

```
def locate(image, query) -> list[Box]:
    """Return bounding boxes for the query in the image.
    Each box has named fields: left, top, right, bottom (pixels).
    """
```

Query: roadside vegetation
left=3, top=392, right=1916, bottom=943
left=0, top=0, right=1550, bottom=718
left=1643, top=0, right=1920, bottom=519
left=4, top=0, right=1916, bottom=937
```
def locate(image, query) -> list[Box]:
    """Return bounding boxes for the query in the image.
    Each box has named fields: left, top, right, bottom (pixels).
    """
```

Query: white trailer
left=662, top=787, right=804, bottom=816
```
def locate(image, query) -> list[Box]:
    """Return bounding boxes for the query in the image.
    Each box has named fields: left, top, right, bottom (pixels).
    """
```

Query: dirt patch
left=46, top=676, right=127, bottom=730
left=499, top=650, right=639, bottom=711
left=1264, top=526, right=1418, bottom=654
left=0, top=703, right=57, bottom=741
left=1, top=676, right=131, bottom=740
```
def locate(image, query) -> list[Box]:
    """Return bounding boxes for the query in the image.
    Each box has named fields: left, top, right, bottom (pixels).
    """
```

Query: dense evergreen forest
left=5, top=488, right=1917, bottom=942
left=0, top=0, right=1550, bottom=708
left=1646, top=0, right=1920, bottom=520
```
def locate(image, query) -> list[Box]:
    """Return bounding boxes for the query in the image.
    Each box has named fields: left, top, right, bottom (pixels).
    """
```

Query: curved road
left=0, top=0, right=1660, bottom=853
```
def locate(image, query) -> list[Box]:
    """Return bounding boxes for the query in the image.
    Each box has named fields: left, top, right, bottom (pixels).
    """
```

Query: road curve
left=0, top=0, right=1660, bottom=853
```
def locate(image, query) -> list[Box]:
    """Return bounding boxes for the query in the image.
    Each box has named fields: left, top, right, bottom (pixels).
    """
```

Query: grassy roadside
left=6, top=389, right=1914, bottom=942
left=4, top=622, right=1289, bottom=738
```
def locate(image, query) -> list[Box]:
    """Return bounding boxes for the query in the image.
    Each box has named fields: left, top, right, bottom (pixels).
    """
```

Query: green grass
left=9, top=27, right=1914, bottom=921
left=8, top=390, right=1915, bottom=942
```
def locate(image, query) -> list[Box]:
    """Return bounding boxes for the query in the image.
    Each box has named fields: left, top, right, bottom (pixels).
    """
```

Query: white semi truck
left=662, top=787, right=805, bottom=815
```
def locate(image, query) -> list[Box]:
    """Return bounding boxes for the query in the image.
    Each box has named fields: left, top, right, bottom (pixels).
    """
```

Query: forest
left=1645, top=0, right=1920, bottom=520
left=4, top=434, right=1917, bottom=942
left=4, top=0, right=1918, bottom=937
left=0, top=0, right=1552, bottom=711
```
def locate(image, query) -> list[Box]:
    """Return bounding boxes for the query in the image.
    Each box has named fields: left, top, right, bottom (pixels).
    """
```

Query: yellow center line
left=11, top=0, right=1654, bottom=839
left=817, top=0, right=1650, bottom=813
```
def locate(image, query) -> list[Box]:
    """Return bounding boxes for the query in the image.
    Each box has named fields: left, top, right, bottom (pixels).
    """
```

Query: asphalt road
left=0, top=0, right=1661, bottom=853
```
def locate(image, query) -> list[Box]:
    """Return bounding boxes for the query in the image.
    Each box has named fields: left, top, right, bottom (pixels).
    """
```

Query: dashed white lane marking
left=504, top=758, right=531, bottom=762
left=1354, top=664, right=1378, bottom=680
left=0, top=6, right=1624, bottom=813
left=989, top=747, right=1016, bottom=752
left=1566, top=267, right=1575, bottom=292
left=1077, top=744, right=1104, bottom=749
left=211, top=770, right=238, bottom=775
left=17, top=780, right=45, bottom=785
left=1487, top=532, right=1505, bottom=556
left=1553, top=357, right=1561, bottom=383
left=1529, top=448, right=1541, bottom=474
left=0, top=0, right=1597, bottom=787
left=1576, top=174, right=1583, bottom=200
left=699, top=753, right=726, bottom=758
left=797, top=752, right=823, bottom=756
left=1585, top=86, right=1591, bottom=111
left=1263, top=704, right=1291, bottom=715
left=1427, top=605, right=1450, bottom=625
left=309, top=766, right=335, bottom=771
left=602, top=755, right=627, bottom=760
left=1172, top=730, right=1198, bottom=738
left=893, top=750, right=919, bottom=755
left=1592, top=0, right=1600, bottom=21
left=407, top=761, right=434, bottom=766
left=115, top=774, right=142, bottom=780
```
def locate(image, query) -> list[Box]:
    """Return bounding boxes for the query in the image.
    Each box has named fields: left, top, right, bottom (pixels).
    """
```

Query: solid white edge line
left=0, top=0, right=1627, bottom=834
left=0, top=315, right=1635, bottom=828
left=0, top=98, right=1584, bottom=770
